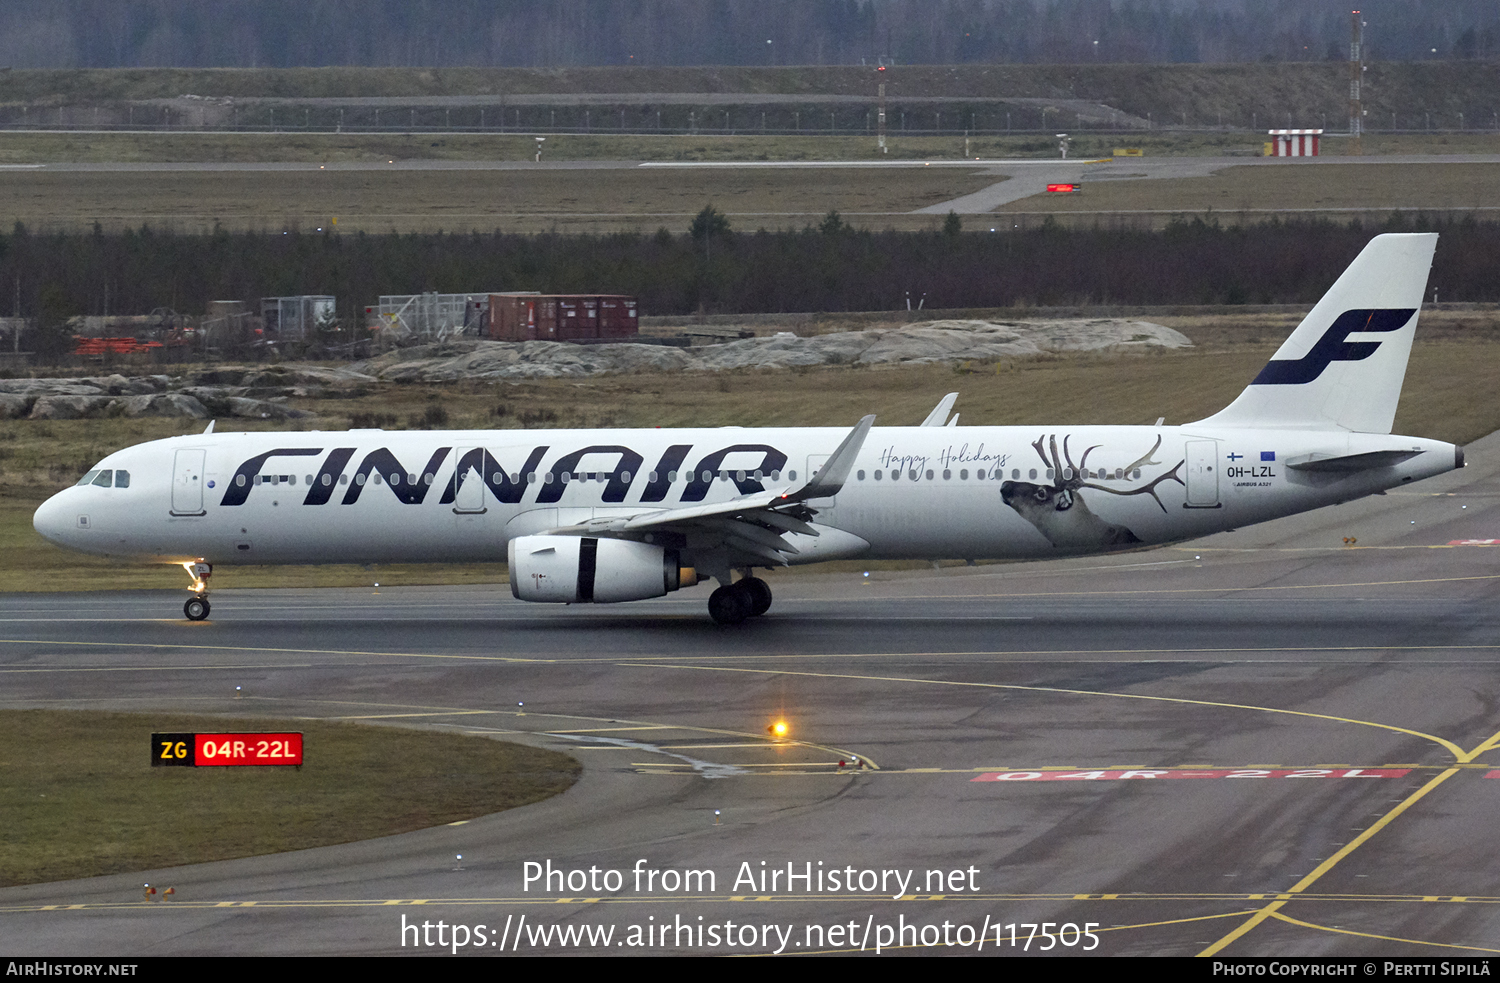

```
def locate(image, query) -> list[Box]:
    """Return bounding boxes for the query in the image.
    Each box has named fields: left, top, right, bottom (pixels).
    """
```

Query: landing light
left=768, top=720, right=789, bottom=738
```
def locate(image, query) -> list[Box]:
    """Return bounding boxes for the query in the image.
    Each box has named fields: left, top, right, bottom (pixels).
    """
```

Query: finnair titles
left=34, top=234, right=1461, bottom=624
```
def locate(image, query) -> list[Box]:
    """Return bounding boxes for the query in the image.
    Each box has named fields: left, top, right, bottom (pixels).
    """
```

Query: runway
left=2, top=433, right=1500, bottom=956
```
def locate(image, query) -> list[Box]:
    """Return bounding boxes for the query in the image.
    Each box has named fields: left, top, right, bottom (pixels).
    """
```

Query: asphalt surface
left=2, top=432, right=1500, bottom=956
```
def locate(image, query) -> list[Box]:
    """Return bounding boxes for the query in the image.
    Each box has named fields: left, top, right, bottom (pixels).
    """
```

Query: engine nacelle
left=507, top=535, right=689, bottom=603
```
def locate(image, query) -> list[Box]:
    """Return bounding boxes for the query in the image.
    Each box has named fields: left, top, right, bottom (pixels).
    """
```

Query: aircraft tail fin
left=1191, top=233, right=1437, bottom=434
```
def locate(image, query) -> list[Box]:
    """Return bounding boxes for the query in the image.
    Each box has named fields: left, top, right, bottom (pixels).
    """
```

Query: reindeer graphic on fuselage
left=999, top=434, right=1186, bottom=550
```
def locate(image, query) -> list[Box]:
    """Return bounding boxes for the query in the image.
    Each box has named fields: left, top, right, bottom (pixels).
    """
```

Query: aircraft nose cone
left=33, top=491, right=75, bottom=547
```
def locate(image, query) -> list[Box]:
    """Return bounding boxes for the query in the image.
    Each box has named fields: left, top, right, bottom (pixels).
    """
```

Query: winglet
left=204, top=420, right=216, bottom=434
left=920, top=393, right=958, bottom=427
left=786, top=414, right=875, bottom=502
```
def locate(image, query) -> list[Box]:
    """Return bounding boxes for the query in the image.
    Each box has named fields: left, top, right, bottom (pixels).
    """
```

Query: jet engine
left=507, top=535, right=693, bottom=603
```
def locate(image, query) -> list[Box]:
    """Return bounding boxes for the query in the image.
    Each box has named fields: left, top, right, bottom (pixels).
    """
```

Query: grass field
left=0, top=709, right=579, bottom=887
left=0, top=160, right=999, bottom=234
left=3, top=315, right=1498, bottom=593
left=3, top=149, right=1500, bottom=234
left=1001, top=161, right=1500, bottom=216
left=0, top=130, right=1495, bottom=166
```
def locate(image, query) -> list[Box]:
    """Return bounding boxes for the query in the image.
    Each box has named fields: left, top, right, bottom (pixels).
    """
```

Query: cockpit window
left=114, top=470, right=130, bottom=488
left=91, top=470, right=113, bottom=488
left=76, top=470, right=100, bottom=486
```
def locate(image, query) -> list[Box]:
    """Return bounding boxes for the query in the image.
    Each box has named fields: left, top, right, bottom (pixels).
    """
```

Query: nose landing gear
left=181, top=561, right=212, bottom=621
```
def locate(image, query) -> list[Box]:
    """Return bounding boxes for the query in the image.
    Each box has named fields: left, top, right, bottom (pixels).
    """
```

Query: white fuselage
left=33, top=424, right=1460, bottom=568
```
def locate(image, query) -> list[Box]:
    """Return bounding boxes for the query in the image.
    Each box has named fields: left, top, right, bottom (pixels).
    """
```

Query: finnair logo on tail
left=1252, top=309, right=1417, bottom=385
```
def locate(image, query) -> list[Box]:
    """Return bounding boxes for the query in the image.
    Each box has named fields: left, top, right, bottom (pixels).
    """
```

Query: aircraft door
left=806, top=454, right=836, bottom=515
left=171, top=449, right=207, bottom=515
left=1184, top=440, right=1221, bottom=508
left=454, top=446, right=486, bottom=513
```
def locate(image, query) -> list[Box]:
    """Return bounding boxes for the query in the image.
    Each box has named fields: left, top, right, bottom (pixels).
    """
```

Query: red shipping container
left=487, top=293, right=637, bottom=343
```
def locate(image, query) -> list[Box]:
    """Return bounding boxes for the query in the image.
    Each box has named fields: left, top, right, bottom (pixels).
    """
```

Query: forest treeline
left=3, top=213, right=1495, bottom=358
left=1, top=0, right=1498, bottom=69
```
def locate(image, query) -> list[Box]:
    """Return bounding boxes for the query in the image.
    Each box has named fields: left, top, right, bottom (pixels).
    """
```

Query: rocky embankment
left=350, top=318, right=1190, bottom=381
left=0, top=319, right=1189, bottom=419
left=0, top=366, right=373, bottom=420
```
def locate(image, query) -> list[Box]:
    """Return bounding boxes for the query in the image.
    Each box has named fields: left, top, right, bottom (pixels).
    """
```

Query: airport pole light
left=535, top=137, right=545, bottom=162
left=767, top=39, right=773, bottom=66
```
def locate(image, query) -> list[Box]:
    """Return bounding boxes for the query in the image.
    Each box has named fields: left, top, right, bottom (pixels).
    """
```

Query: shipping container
left=487, top=293, right=637, bottom=343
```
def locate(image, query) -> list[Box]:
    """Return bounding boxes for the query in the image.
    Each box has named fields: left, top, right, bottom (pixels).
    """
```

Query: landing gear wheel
left=184, top=595, right=210, bottom=622
left=708, top=585, right=751, bottom=625
left=739, top=577, right=772, bottom=617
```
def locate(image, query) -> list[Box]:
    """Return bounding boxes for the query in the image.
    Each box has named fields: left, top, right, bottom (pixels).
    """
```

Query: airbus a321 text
left=34, top=234, right=1462, bottom=624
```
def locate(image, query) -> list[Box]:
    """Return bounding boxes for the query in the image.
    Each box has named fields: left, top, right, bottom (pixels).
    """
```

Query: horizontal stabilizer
left=1285, top=449, right=1423, bottom=472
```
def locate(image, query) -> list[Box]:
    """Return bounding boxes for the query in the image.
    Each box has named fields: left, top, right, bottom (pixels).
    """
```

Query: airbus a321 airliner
left=34, top=233, right=1461, bottom=624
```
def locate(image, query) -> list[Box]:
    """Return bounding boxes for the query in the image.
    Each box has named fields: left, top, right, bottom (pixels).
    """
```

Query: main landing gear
left=181, top=561, right=212, bottom=621
left=708, top=575, right=772, bottom=626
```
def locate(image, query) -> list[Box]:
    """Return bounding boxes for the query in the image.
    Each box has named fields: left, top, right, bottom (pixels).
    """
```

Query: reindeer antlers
left=1081, top=461, right=1184, bottom=514
left=1029, top=432, right=1184, bottom=513
left=1031, top=434, right=1103, bottom=486
left=1118, top=434, right=1165, bottom=476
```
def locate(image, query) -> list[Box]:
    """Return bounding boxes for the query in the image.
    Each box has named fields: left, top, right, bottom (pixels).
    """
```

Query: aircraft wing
left=541, top=414, right=875, bottom=567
